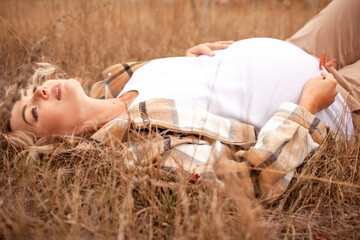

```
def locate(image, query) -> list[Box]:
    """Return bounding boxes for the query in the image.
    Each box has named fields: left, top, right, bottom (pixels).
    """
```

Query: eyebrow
left=22, top=105, right=32, bottom=126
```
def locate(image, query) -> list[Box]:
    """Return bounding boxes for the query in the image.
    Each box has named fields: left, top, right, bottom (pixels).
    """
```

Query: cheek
left=40, top=103, right=80, bottom=131
left=39, top=108, right=65, bottom=132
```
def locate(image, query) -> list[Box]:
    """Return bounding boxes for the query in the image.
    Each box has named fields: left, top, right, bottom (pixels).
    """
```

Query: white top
left=118, top=38, right=354, bottom=136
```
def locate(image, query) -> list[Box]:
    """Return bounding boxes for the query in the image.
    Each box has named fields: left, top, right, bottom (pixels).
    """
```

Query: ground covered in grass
left=1, top=0, right=359, bottom=239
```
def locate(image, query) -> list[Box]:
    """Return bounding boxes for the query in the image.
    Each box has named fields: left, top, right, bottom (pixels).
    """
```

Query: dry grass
left=0, top=0, right=359, bottom=239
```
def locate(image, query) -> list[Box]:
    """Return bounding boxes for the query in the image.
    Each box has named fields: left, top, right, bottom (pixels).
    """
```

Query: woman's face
left=10, top=79, right=87, bottom=136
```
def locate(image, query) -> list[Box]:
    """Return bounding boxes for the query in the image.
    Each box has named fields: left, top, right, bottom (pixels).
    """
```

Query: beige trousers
left=287, top=0, right=360, bottom=112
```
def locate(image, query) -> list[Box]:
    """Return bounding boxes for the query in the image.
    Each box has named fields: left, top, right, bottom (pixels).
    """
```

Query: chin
left=67, top=78, right=81, bottom=85
left=67, top=79, right=86, bottom=95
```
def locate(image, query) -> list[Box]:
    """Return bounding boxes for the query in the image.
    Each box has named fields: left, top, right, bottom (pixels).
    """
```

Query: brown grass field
left=1, top=0, right=360, bottom=239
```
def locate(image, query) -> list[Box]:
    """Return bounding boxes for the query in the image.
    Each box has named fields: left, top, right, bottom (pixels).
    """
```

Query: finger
left=320, top=72, right=326, bottom=79
left=206, top=41, right=233, bottom=50
left=196, top=45, right=215, bottom=56
left=215, top=40, right=234, bottom=45
left=185, top=51, right=197, bottom=57
left=321, top=72, right=336, bottom=81
left=321, top=73, right=337, bottom=90
left=205, top=43, right=228, bottom=51
left=321, top=72, right=330, bottom=79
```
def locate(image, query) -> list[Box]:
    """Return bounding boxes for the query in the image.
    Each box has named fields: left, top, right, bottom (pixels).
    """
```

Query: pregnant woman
left=8, top=38, right=348, bottom=136
left=5, top=37, right=339, bottom=199
left=4, top=0, right=359, bottom=198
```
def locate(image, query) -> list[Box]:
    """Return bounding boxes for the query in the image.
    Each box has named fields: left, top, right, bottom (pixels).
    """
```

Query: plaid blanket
left=89, top=62, right=327, bottom=199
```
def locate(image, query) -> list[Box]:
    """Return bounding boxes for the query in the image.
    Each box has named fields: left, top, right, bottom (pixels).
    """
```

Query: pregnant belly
left=207, top=38, right=323, bottom=129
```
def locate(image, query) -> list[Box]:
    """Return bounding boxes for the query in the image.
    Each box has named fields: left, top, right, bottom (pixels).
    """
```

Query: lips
left=51, top=83, right=61, bottom=100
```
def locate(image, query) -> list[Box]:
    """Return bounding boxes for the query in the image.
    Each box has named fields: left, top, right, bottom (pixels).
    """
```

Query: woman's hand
left=299, top=72, right=338, bottom=114
left=185, top=41, right=234, bottom=57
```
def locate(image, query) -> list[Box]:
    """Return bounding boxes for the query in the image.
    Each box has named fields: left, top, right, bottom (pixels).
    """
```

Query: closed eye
left=33, top=86, right=37, bottom=93
left=32, top=107, right=38, bottom=121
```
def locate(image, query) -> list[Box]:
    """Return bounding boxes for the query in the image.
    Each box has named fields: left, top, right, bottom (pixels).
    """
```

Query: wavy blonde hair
left=0, top=63, right=74, bottom=151
left=0, top=62, right=59, bottom=132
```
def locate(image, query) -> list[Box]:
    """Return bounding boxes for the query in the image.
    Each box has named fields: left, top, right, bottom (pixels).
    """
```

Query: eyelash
left=32, top=107, right=38, bottom=121
left=33, top=86, right=37, bottom=93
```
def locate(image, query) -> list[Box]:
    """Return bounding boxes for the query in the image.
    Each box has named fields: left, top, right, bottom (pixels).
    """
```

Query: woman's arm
left=232, top=73, right=337, bottom=199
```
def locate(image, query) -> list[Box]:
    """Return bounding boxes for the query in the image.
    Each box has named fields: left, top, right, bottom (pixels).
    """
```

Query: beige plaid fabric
left=90, top=61, right=148, bottom=99
left=89, top=63, right=327, bottom=199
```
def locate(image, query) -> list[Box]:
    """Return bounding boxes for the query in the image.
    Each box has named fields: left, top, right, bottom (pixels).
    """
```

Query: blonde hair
left=1, top=130, right=94, bottom=154
left=0, top=62, right=70, bottom=152
left=0, top=62, right=61, bottom=133
left=31, top=62, right=58, bottom=86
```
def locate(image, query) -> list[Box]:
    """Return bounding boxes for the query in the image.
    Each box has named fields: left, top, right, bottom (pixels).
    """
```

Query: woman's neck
left=75, top=90, right=138, bottom=135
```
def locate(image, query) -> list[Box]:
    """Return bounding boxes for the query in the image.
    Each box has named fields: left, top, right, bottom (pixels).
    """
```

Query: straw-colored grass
left=1, top=0, right=359, bottom=239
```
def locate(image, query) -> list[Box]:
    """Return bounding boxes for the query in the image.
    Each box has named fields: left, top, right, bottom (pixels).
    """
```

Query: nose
left=34, top=86, right=49, bottom=100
